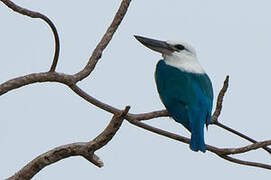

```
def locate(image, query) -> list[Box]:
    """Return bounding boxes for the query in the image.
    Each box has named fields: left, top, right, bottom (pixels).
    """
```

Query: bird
left=134, top=35, right=213, bottom=152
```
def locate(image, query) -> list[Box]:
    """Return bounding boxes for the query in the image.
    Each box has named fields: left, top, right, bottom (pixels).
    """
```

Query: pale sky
left=1, top=0, right=271, bottom=179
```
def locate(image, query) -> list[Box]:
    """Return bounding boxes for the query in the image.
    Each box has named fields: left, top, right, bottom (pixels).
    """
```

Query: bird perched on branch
left=134, top=35, right=213, bottom=152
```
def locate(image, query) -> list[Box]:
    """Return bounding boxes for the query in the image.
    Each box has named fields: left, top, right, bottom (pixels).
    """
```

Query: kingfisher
left=134, top=35, right=213, bottom=152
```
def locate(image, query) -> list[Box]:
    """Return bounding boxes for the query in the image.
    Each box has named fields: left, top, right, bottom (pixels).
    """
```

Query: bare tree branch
left=0, top=0, right=60, bottom=72
left=219, top=140, right=271, bottom=155
left=126, top=118, right=271, bottom=170
left=91, top=106, right=130, bottom=151
left=70, top=77, right=271, bottom=170
left=209, top=76, right=271, bottom=154
left=0, top=72, right=74, bottom=95
left=73, top=0, right=132, bottom=82
left=131, top=109, right=169, bottom=121
left=6, top=106, right=130, bottom=180
left=211, top=75, right=229, bottom=123
left=215, top=121, right=271, bottom=154
left=218, top=154, right=271, bottom=171
left=6, top=142, right=100, bottom=180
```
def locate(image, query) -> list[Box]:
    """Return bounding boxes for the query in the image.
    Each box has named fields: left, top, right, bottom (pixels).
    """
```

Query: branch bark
left=7, top=106, right=130, bottom=180
left=0, top=0, right=60, bottom=72
left=126, top=115, right=271, bottom=170
left=73, top=0, right=132, bottom=82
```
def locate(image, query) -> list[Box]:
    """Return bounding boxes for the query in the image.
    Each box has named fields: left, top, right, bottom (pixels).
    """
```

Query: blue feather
left=155, top=60, right=213, bottom=152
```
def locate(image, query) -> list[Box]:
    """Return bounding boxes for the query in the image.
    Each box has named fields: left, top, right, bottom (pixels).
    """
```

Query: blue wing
left=155, top=60, right=213, bottom=152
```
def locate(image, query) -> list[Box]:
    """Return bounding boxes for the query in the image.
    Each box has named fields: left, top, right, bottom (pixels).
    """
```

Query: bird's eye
left=174, top=44, right=185, bottom=51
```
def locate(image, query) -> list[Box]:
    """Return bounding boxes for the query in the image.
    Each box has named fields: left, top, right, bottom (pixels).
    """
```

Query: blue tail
left=189, top=115, right=206, bottom=153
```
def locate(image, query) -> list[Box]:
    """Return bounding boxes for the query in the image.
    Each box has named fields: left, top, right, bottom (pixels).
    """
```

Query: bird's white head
left=163, top=40, right=205, bottom=74
left=134, top=36, right=205, bottom=74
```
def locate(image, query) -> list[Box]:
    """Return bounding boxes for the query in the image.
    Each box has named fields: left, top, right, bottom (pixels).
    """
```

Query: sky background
left=1, top=0, right=271, bottom=179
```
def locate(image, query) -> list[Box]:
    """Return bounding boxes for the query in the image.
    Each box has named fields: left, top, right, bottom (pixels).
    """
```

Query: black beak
left=134, top=35, right=174, bottom=54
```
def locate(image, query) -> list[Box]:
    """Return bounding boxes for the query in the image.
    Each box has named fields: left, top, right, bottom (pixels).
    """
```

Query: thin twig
left=218, top=154, right=271, bottom=170
left=215, top=121, right=271, bottom=154
left=219, top=139, right=271, bottom=155
left=211, top=75, right=229, bottom=123
left=0, top=0, right=60, bottom=72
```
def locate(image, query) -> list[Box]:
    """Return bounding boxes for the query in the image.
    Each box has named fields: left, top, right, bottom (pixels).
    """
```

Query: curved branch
left=70, top=84, right=169, bottom=121
left=0, top=0, right=60, bottom=72
left=7, top=106, right=130, bottom=180
left=73, top=0, right=132, bottom=82
left=0, top=72, right=74, bottom=96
